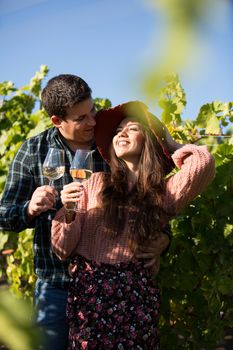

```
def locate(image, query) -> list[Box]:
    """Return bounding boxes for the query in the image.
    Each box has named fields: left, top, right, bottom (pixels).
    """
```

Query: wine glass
left=70, top=149, right=93, bottom=182
left=42, top=148, right=65, bottom=186
left=69, top=149, right=93, bottom=210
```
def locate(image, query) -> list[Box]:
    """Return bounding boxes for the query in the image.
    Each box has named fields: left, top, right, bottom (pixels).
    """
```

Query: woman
left=51, top=101, right=215, bottom=349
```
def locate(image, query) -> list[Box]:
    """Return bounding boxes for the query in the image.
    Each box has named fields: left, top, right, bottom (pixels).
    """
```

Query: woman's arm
left=165, top=144, right=215, bottom=214
left=51, top=181, right=86, bottom=260
left=51, top=173, right=103, bottom=260
left=51, top=208, right=83, bottom=260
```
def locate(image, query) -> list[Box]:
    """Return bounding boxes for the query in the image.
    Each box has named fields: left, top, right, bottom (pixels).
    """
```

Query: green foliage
left=159, top=158, right=233, bottom=348
left=0, top=289, right=41, bottom=350
left=94, top=97, right=112, bottom=111
left=158, top=73, right=187, bottom=126
left=196, top=101, right=233, bottom=134
left=5, top=229, right=36, bottom=299
left=0, top=69, right=232, bottom=349
left=157, top=74, right=233, bottom=349
left=0, top=64, right=51, bottom=191
left=142, top=0, right=226, bottom=103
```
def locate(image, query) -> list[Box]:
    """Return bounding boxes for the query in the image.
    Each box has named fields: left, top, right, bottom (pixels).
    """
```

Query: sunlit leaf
left=205, top=114, right=221, bottom=134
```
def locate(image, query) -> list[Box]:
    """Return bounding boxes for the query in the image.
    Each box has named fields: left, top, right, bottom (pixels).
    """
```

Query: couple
left=0, top=74, right=215, bottom=349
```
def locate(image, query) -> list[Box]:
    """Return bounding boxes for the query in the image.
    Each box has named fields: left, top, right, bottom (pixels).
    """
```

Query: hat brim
left=95, top=101, right=174, bottom=174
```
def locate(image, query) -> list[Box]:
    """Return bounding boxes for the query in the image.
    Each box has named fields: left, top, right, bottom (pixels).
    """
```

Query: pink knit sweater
left=51, top=144, right=215, bottom=264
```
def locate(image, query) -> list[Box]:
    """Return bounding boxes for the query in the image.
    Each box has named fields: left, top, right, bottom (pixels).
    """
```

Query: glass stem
left=73, top=179, right=83, bottom=211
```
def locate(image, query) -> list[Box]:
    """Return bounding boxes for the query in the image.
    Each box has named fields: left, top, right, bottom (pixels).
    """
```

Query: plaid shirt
left=0, top=127, right=109, bottom=288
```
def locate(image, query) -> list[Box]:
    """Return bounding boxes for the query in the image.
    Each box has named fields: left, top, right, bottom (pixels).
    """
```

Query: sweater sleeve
left=51, top=172, right=104, bottom=261
left=51, top=206, right=84, bottom=260
left=164, top=144, right=215, bottom=214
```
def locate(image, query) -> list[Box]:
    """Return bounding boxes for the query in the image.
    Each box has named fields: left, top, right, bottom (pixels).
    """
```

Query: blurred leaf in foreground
left=0, top=289, right=40, bottom=350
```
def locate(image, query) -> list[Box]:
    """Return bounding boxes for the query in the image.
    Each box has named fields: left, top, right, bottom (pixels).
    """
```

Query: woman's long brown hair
left=98, top=125, right=169, bottom=252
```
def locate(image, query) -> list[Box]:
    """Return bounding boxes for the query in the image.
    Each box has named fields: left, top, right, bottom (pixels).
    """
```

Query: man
left=0, top=74, right=171, bottom=350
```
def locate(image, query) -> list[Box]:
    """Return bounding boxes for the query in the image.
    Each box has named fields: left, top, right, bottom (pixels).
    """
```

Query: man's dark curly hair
left=41, top=74, right=92, bottom=119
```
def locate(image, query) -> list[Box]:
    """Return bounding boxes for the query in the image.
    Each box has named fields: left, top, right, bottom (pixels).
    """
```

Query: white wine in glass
left=43, top=148, right=65, bottom=186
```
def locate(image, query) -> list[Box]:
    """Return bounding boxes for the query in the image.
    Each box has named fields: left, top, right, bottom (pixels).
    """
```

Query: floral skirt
left=67, top=255, right=160, bottom=350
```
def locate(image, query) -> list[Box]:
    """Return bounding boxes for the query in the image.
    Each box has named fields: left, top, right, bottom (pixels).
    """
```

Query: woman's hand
left=61, top=182, right=84, bottom=223
left=60, top=182, right=84, bottom=207
left=163, top=125, right=183, bottom=153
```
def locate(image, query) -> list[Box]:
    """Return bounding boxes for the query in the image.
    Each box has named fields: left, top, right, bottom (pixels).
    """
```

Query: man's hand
left=135, top=233, right=170, bottom=275
left=27, top=185, right=57, bottom=218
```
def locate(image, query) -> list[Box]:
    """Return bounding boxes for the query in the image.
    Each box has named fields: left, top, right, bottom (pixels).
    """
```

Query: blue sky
left=1, top=0, right=233, bottom=121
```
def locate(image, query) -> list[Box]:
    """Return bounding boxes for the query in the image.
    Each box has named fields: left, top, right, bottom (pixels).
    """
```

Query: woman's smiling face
left=112, top=118, right=145, bottom=164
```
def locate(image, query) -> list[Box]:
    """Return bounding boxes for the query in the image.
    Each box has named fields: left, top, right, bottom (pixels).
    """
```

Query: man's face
left=53, top=98, right=96, bottom=149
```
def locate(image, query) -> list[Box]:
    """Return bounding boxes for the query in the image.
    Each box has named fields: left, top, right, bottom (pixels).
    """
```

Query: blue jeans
left=34, top=279, right=69, bottom=350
